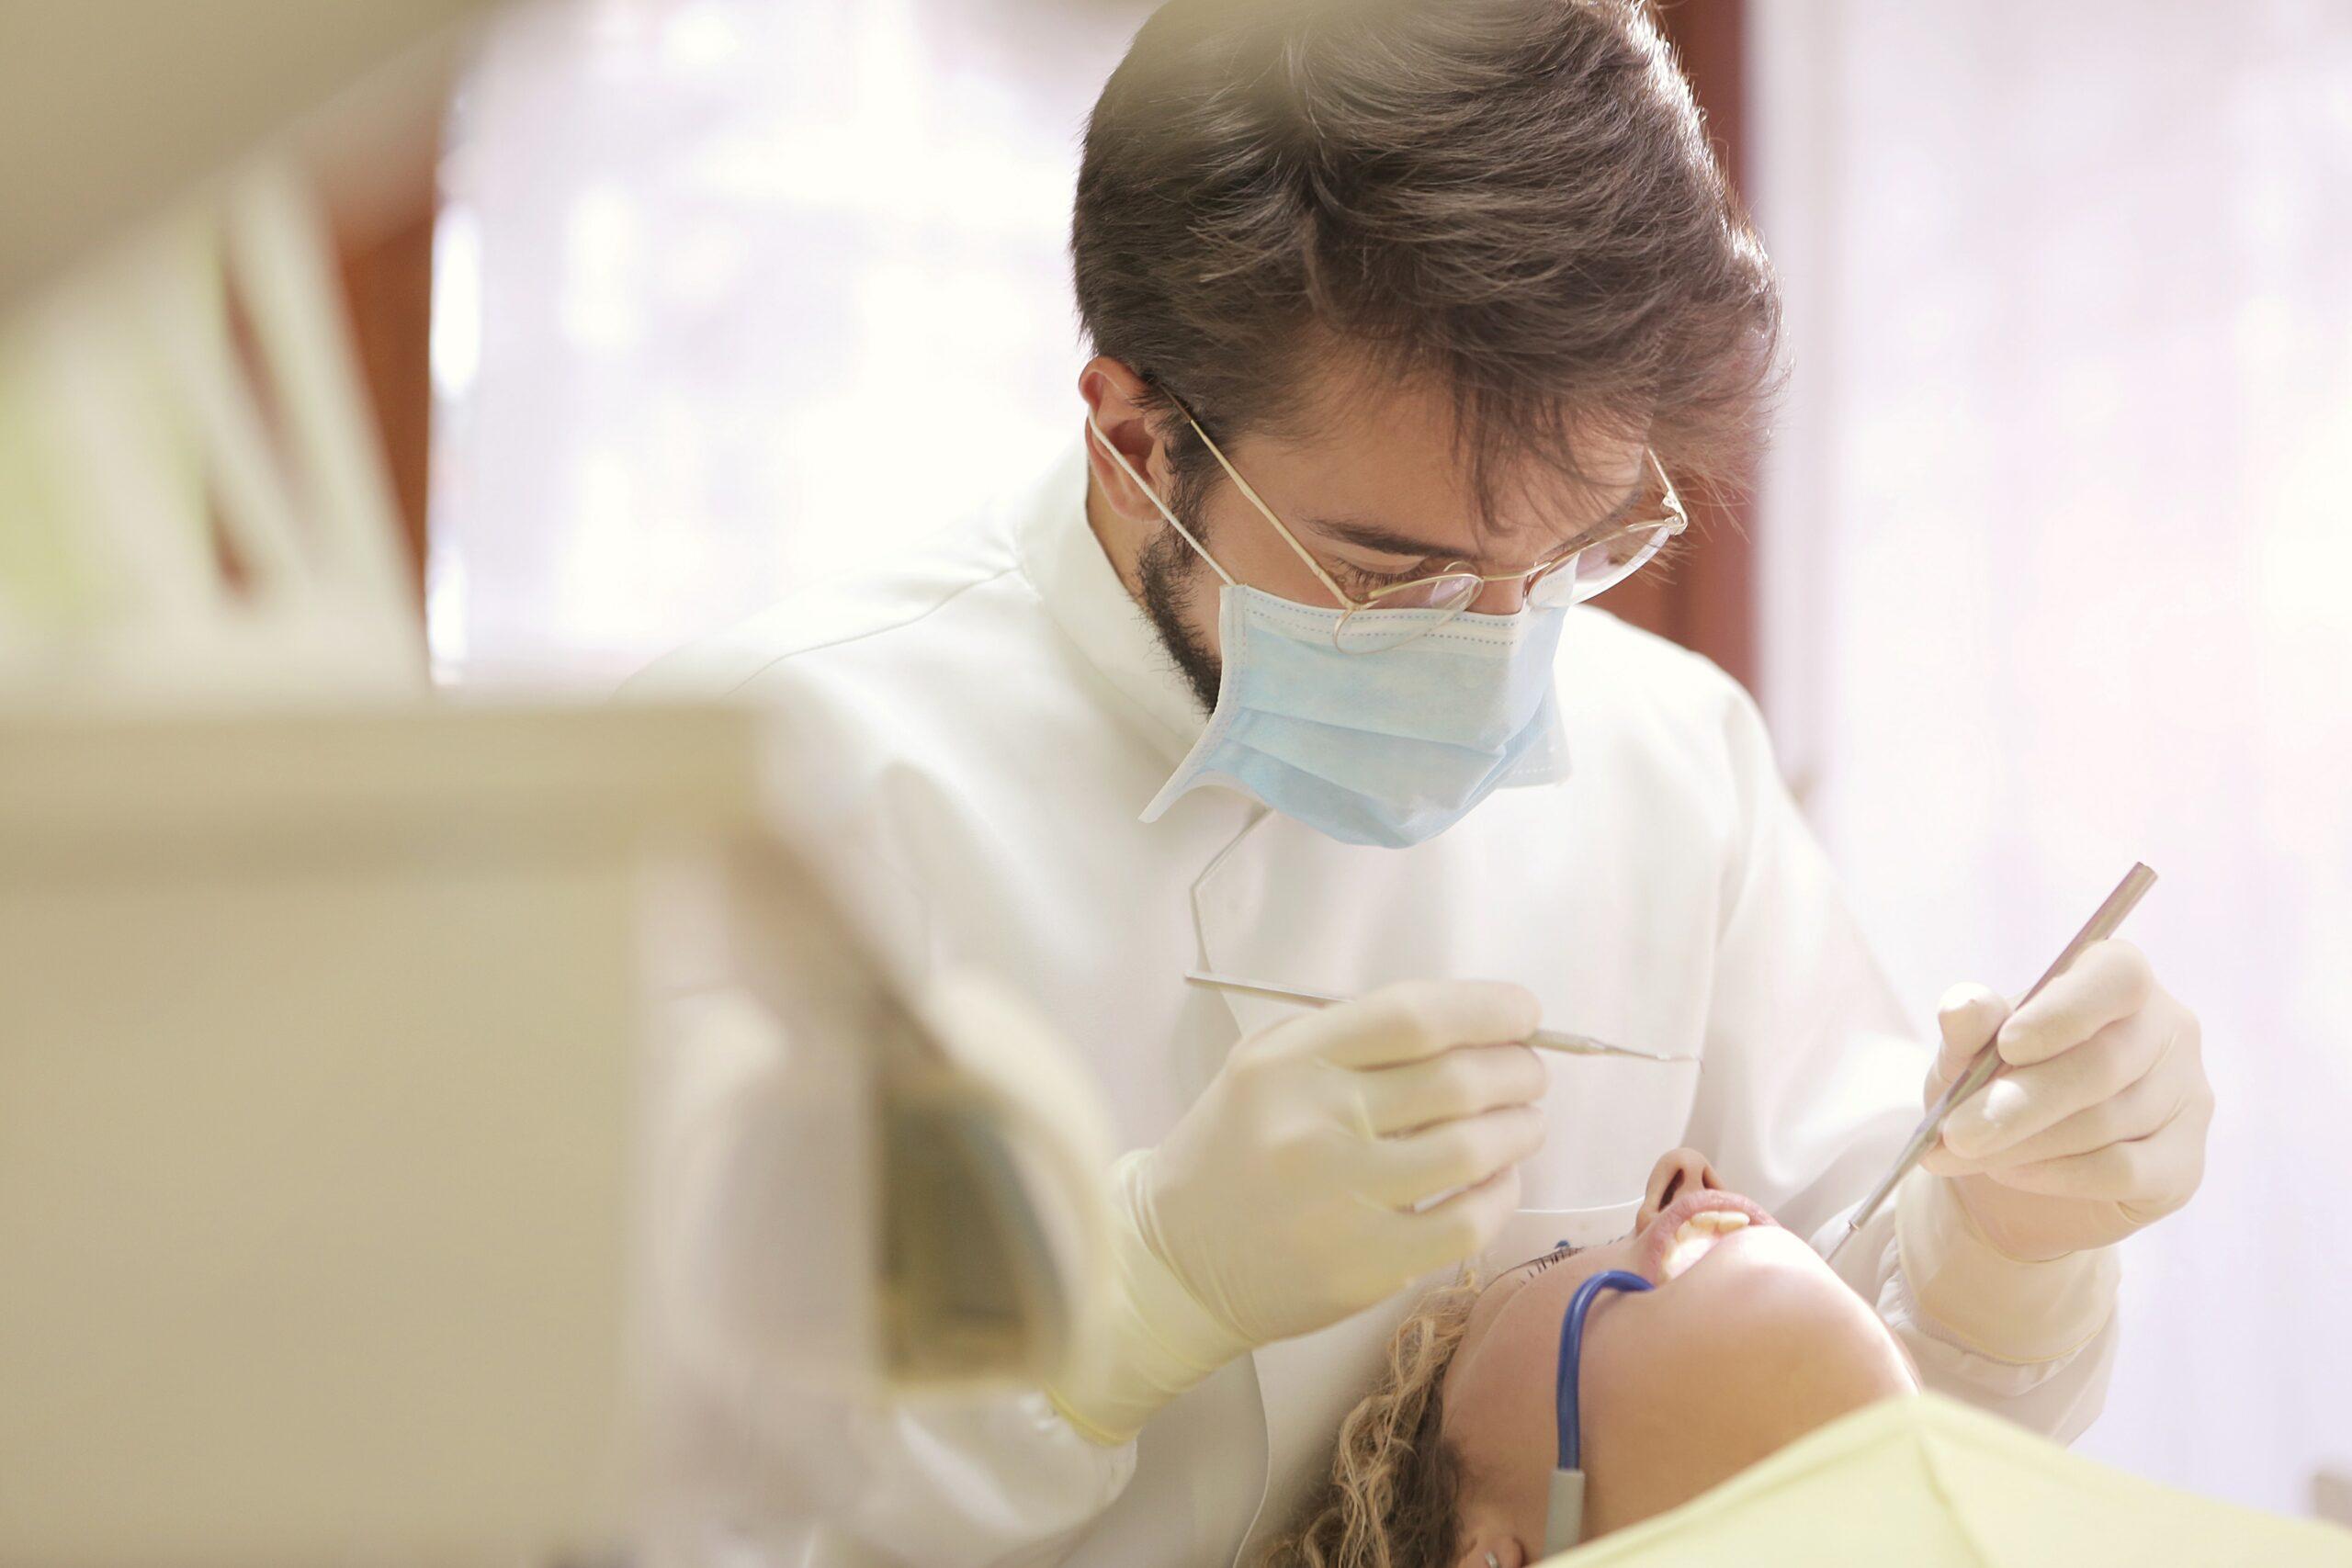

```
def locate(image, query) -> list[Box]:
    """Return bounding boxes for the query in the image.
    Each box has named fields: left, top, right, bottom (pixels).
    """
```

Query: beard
left=1134, top=516, right=1225, bottom=714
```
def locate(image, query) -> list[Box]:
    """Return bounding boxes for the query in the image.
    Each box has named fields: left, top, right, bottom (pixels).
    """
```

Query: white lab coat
left=633, top=442, right=2119, bottom=1568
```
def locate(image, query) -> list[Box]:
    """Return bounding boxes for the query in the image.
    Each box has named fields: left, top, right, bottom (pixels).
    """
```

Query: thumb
left=1929, top=983, right=2010, bottom=1106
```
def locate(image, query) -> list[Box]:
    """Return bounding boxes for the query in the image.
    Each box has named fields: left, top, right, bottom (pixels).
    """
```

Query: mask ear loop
left=1083, top=412, right=1236, bottom=587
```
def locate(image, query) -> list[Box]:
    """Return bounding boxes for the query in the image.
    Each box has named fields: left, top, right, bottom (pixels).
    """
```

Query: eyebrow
left=1303, top=517, right=1463, bottom=558
left=1305, top=481, right=1650, bottom=566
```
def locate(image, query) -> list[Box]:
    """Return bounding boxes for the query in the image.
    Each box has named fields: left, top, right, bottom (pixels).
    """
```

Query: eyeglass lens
left=1527, top=524, right=1676, bottom=609
left=1331, top=577, right=1481, bottom=652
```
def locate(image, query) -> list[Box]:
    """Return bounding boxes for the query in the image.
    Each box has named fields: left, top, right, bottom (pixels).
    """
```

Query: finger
left=1351, top=1041, right=1547, bottom=1137
left=1940, top=1010, right=2167, bottom=1160
left=1290, top=979, right=1544, bottom=1071
left=1975, top=1099, right=2208, bottom=1204
left=1933, top=1050, right=2188, bottom=1170
left=1361, top=1102, right=1545, bottom=1209
left=1918, top=1141, right=1975, bottom=1177
left=1994, top=940, right=2154, bottom=1066
left=1929, top=984, right=2010, bottom=1103
left=1389, top=1162, right=1526, bottom=1279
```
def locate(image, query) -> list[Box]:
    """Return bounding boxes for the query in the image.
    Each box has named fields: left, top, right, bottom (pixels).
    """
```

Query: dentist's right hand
left=1046, top=980, right=1548, bottom=1445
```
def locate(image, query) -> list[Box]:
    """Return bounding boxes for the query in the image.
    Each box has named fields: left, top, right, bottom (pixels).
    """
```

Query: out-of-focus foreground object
left=0, top=702, right=1108, bottom=1563
left=0, top=4, right=1112, bottom=1558
left=0, top=0, right=493, bottom=700
left=1554, top=1393, right=2352, bottom=1565
left=0, top=1, right=485, bottom=304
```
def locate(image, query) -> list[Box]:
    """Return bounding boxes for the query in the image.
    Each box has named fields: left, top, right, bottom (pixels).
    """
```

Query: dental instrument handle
left=1181, top=971, right=1700, bottom=1064
left=1822, top=862, right=2158, bottom=1267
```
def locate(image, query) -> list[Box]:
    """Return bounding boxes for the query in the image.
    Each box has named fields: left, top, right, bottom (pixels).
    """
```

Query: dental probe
left=1183, top=971, right=1701, bottom=1064
left=1820, top=861, right=2158, bottom=1268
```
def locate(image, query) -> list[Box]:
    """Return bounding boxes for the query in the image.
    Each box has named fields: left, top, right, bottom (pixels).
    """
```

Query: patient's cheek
left=1574, top=1234, right=1916, bottom=1539
left=1575, top=1300, right=1760, bottom=1538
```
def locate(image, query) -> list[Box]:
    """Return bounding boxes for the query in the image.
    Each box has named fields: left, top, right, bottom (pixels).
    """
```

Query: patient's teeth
left=1660, top=1210, right=1752, bottom=1280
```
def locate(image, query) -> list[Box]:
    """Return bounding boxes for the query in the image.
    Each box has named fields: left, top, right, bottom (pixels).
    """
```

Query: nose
left=1469, top=574, right=1529, bottom=615
left=1637, top=1147, right=1724, bottom=1228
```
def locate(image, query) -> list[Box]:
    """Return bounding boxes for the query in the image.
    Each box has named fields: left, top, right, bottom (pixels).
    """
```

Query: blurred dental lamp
left=0, top=5, right=1112, bottom=1560
left=0, top=0, right=501, bottom=698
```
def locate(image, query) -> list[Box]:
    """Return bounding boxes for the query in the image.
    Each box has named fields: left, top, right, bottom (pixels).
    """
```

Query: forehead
left=1227, top=366, right=1650, bottom=549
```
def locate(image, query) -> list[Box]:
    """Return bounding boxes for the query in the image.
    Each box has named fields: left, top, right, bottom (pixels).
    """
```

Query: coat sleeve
left=1678, top=674, right=2119, bottom=1440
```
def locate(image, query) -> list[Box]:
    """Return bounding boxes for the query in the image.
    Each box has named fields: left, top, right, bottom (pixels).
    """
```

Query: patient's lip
left=1637, top=1188, right=1779, bottom=1283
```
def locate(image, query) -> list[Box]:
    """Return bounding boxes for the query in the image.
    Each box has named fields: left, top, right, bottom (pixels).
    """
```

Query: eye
left=1334, top=558, right=1429, bottom=592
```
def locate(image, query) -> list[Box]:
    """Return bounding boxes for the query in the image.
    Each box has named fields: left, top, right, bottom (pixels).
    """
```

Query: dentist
left=638, top=1, right=2213, bottom=1562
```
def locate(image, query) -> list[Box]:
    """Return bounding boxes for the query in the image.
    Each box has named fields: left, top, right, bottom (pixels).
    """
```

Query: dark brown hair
left=1072, top=0, right=1779, bottom=519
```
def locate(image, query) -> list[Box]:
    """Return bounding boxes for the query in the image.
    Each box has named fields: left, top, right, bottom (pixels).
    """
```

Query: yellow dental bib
left=1545, top=1392, right=2350, bottom=1566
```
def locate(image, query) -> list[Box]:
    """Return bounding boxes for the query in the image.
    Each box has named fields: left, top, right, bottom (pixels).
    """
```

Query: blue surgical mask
left=1547, top=1268, right=1654, bottom=1554
left=1087, top=415, right=1572, bottom=849
left=1140, top=585, right=1569, bottom=847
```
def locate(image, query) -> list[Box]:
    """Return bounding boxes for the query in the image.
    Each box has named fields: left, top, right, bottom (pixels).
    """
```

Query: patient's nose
left=1639, top=1147, right=1725, bottom=1226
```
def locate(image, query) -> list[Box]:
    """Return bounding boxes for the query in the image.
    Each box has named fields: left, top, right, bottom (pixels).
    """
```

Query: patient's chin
left=1643, top=1224, right=1915, bottom=1407
left=1685, top=1219, right=1843, bottom=1284
left=1573, top=1226, right=1917, bottom=1539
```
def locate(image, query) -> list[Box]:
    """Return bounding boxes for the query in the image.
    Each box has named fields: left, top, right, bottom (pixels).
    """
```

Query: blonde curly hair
left=1257, top=1276, right=1487, bottom=1568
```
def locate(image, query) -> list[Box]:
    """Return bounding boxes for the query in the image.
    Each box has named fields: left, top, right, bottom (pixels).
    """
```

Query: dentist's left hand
left=1918, top=940, right=2213, bottom=1261
left=1046, top=979, right=1548, bottom=1445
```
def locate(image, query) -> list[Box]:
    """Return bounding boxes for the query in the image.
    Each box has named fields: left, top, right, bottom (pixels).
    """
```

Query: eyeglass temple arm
left=1648, top=450, right=1690, bottom=528
left=1137, top=398, right=1692, bottom=612
left=1083, top=412, right=1237, bottom=586
left=1176, top=404, right=1363, bottom=613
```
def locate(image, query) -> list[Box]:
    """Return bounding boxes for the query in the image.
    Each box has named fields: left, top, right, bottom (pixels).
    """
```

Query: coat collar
left=1012, top=436, right=1210, bottom=766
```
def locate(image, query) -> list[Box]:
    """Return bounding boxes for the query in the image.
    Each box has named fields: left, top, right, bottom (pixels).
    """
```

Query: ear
left=1077, top=355, right=1170, bottom=523
left=1451, top=1533, right=1527, bottom=1568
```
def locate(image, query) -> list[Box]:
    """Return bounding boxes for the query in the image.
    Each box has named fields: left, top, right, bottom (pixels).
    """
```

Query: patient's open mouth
left=1640, top=1189, right=1778, bottom=1282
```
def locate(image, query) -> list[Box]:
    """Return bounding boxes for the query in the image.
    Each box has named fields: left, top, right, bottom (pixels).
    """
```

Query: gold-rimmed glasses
left=1178, top=405, right=1690, bottom=653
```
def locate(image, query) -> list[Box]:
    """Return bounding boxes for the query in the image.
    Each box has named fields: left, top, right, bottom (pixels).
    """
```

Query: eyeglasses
left=1177, top=402, right=1690, bottom=653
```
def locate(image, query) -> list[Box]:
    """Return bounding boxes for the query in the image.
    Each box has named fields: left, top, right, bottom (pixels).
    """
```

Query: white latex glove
left=1917, top=939, right=2213, bottom=1261
left=1046, top=979, right=1547, bottom=1444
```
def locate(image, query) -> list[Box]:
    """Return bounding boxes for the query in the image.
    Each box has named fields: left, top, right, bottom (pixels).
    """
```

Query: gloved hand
left=1917, top=940, right=2212, bottom=1261
left=1047, top=979, right=1548, bottom=1445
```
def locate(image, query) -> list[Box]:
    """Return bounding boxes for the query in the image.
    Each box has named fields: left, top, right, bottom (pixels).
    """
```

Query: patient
left=1261, top=1147, right=1923, bottom=1567
left=1261, top=1150, right=2350, bottom=1567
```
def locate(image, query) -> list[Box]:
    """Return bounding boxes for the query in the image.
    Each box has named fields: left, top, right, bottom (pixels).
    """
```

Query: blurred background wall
left=382, top=0, right=2346, bottom=1517
left=1752, top=0, right=2352, bottom=1518
left=423, top=0, right=1146, bottom=687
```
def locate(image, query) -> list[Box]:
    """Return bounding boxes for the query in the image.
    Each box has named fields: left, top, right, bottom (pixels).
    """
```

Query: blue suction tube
left=1554, top=1269, right=1654, bottom=1471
